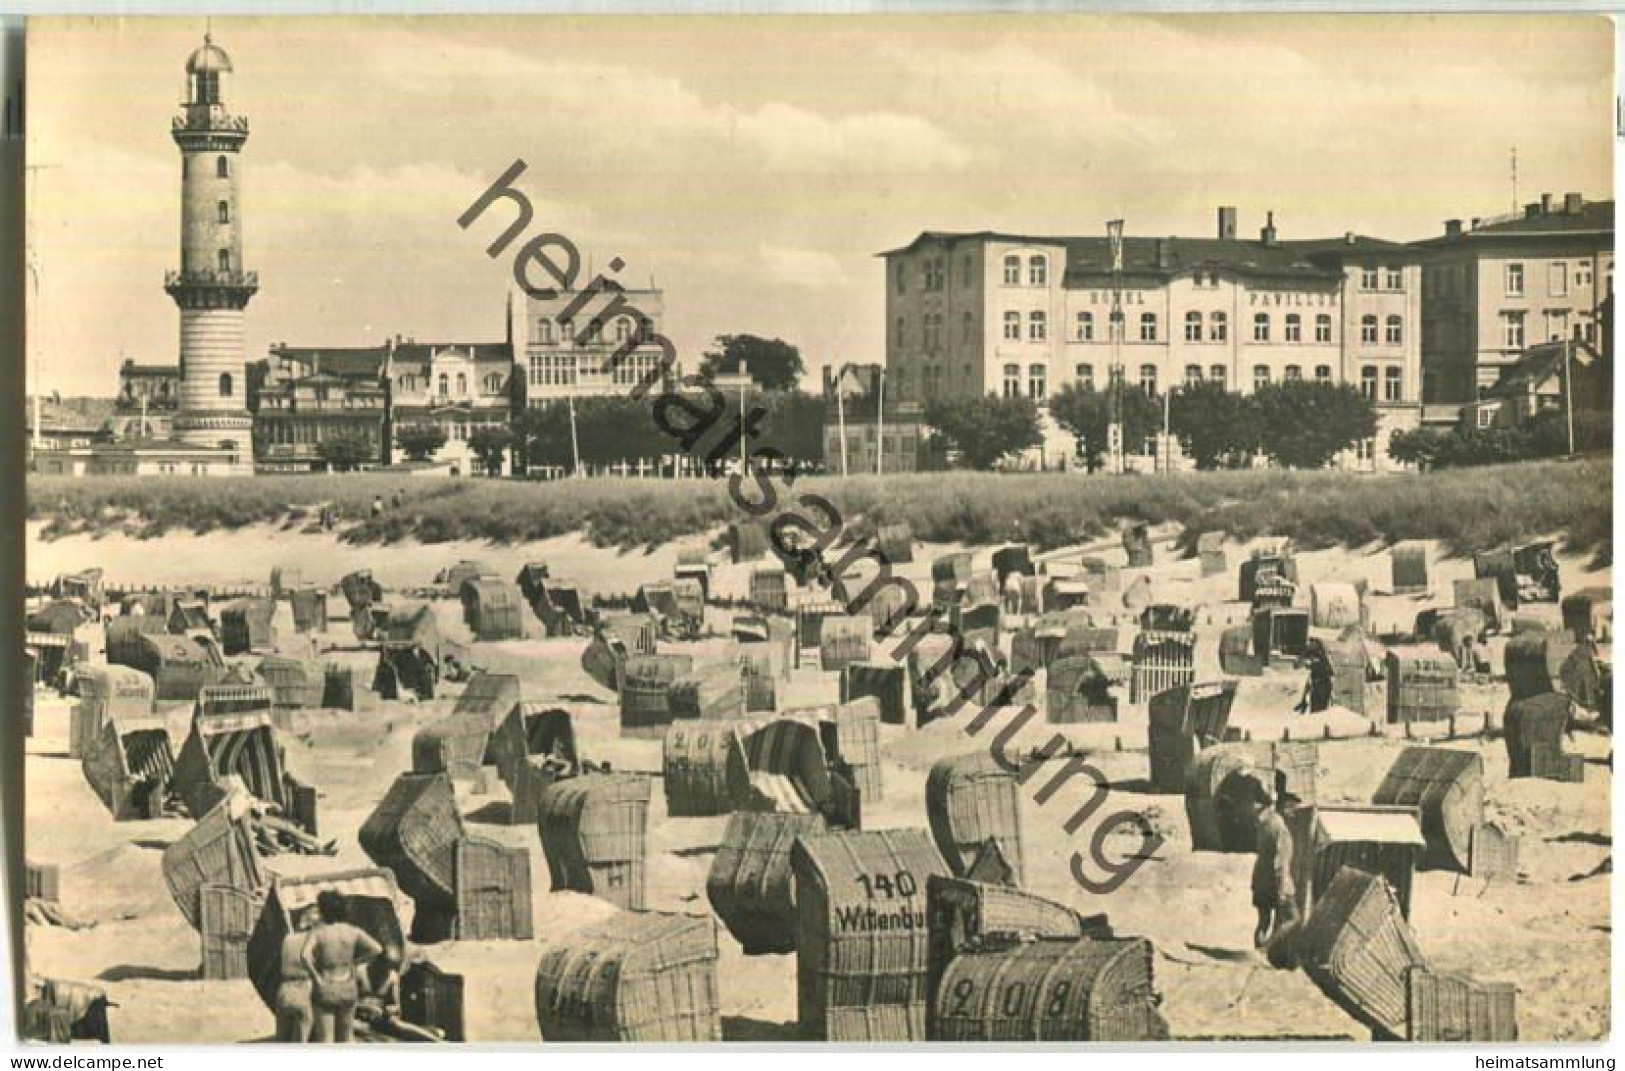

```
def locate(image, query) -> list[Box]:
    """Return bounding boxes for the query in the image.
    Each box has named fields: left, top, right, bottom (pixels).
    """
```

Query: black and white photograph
left=15, top=12, right=1616, bottom=1047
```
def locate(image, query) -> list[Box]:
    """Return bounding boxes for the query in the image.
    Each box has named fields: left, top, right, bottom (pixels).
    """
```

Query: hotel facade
left=880, top=208, right=1424, bottom=471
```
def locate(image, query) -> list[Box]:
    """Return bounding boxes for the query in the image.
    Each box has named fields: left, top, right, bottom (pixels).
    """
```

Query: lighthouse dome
left=186, top=35, right=233, bottom=75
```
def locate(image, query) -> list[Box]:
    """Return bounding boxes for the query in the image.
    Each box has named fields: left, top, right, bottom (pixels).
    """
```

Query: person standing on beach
left=1250, top=782, right=1297, bottom=951
left=274, top=909, right=316, bottom=1042
left=307, top=890, right=382, bottom=1043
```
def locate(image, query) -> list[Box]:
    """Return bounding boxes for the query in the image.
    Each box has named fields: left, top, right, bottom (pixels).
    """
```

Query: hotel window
left=216, top=155, right=229, bottom=178
left=1385, top=315, right=1403, bottom=345
left=1253, top=365, right=1270, bottom=391
left=560, top=318, right=574, bottom=342
left=484, top=373, right=503, bottom=394
left=1284, top=365, right=1302, bottom=382
left=1210, top=311, right=1228, bottom=342
left=538, top=319, right=553, bottom=343
left=1004, top=256, right=1021, bottom=285
left=1139, top=364, right=1158, bottom=395
left=218, top=249, right=231, bottom=273
left=1545, top=310, right=1569, bottom=341
left=1184, top=311, right=1203, bottom=342
left=456, top=373, right=467, bottom=395
left=1285, top=314, right=1302, bottom=343
left=1356, top=438, right=1375, bottom=462
left=1028, top=311, right=1047, bottom=341
left=962, top=311, right=975, bottom=343
left=962, top=257, right=973, bottom=287
left=640, top=316, right=655, bottom=340
left=1577, top=262, right=1593, bottom=288
left=1506, top=262, right=1524, bottom=296
left=1550, top=263, right=1568, bottom=297
left=1384, top=366, right=1403, bottom=402
left=1028, top=364, right=1047, bottom=399
left=1253, top=313, right=1270, bottom=342
left=1314, top=364, right=1332, bottom=384
left=1076, top=363, right=1094, bottom=388
left=1076, top=311, right=1094, bottom=342
left=1003, top=311, right=1020, bottom=340
left=1359, top=365, right=1378, bottom=400
left=897, top=317, right=908, bottom=346
left=1184, top=364, right=1203, bottom=388
left=438, top=373, right=450, bottom=396
left=1385, top=267, right=1404, bottom=291
left=1209, top=365, right=1227, bottom=387
left=1315, top=314, right=1332, bottom=343
left=1003, top=363, right=1021, bottom=398
left=614, top=317, right=633, bottom=342
left=895, top=263, right=906, bottom=294
left=1029, top=255, right=1048, bottom=287
left=1502, top=311, right=1525, bottom=349
left=217, top=200, right=230, bottom=224
left=1139, top=313, right=1158, bottom=342
left=1360, top=315, right=1379, bottom=344
left=1361, top=267, right=1379, bottom=291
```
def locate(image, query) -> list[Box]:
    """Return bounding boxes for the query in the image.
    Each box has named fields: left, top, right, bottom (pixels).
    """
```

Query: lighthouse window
left=217, top=156, right=229, bottom=179
left=218, top=201, right=230, bottom=224
left=219, top=372, right=233, bottom=398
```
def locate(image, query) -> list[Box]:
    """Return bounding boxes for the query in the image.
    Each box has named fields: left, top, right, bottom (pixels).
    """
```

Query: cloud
left=756, top=245, right=850, bottom=290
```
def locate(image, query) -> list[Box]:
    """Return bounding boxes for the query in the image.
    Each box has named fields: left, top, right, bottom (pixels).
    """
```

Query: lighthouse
left=165, top=32, right=256, bottom=472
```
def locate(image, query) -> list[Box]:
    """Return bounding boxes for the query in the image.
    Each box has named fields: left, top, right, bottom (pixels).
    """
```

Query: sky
left=26, top=14, right=1615, bottom=397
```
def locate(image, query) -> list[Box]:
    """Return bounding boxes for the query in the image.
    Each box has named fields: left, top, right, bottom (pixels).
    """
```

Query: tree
left=468, top=426, right=516, bottom=477
left=512, top=403, right=573, bottom=471
left=699, top=335, right=805, bottom=392
left=396, top=422, right=448, bottom=463
left=1387, top=426, right=1450, bottom=471
left=1252, top=381, right=1378, bottom=470
left=1167, top=381, right=1259, bottom=470
left=1048, top=381, right=1159, bottom=472
left=316, top=432, right=375, bottom=473
left=923, top=394, right=1042, bottom=470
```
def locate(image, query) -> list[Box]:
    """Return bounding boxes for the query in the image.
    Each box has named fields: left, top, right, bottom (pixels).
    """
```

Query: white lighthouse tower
left=165, top=33, right=257, bottom=472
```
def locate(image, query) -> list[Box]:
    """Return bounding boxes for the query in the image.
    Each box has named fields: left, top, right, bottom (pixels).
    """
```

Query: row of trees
left=313, top=330, right=1390, bottom=476
left=926, top=380, right=1380, bottom=472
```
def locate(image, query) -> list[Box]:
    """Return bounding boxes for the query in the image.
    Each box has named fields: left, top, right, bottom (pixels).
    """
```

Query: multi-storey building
left=252, top=344, right=391, bottom=472
left=388, top=341, right=514, bottom=474
left=1415, top=193, right=1613, bottom=426
left=517, top=285, right=674, bottom=403
left=880, top=208, right=1425, bottom=470
left=117, top=360, right=181, bottom=412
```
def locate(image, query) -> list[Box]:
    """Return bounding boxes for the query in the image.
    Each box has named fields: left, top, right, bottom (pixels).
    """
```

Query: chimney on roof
left=1444, top=219, right=1463, bottom=238
left=1155, top=238, right=1172, bottom=269
left=1218, top=206, right=1237, bottom=241
left=1471, top=217, right=1481, bottom=230
left=1345, top=231, right=1356, bottom=245
left=1565, top=192, right=1584, bottom=214
left=1525, top=203, right=1541, bottom=219
left=1261, top=211, right=1278, bottom=247
left=1541, top=193, right=1554, bottom=215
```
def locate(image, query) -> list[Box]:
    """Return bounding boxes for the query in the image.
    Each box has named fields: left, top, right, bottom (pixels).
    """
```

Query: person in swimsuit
left=306, top=890, right=383, bottom=1043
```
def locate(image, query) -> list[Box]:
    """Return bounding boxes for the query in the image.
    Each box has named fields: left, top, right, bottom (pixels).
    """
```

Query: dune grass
left=28, top=455, right=1612, bottom=565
